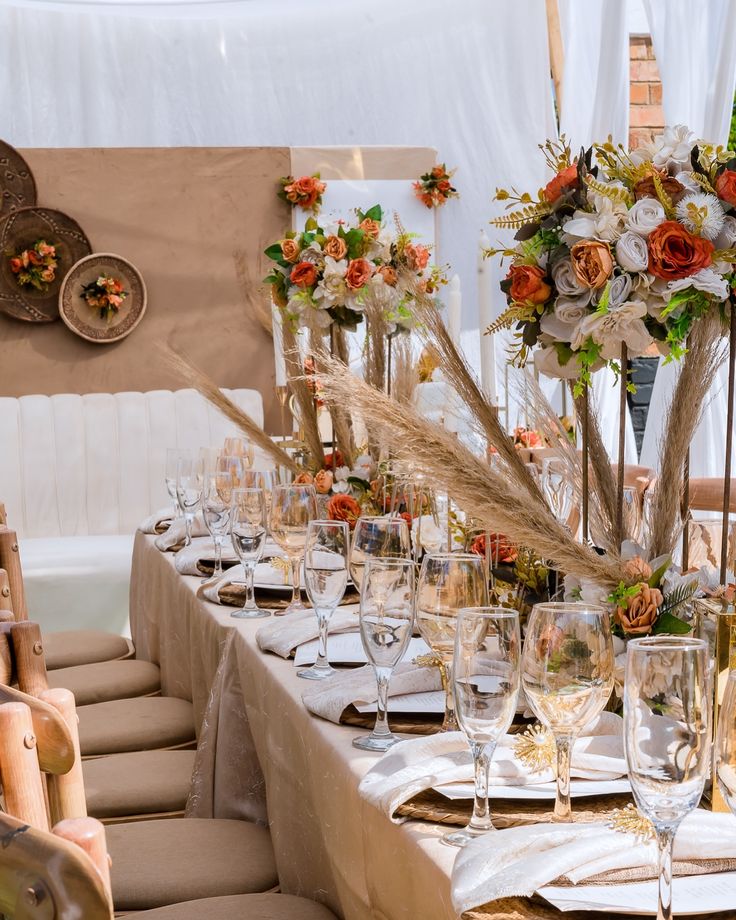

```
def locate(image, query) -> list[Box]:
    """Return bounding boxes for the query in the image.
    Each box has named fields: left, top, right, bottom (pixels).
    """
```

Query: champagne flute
left=541, top=457, right=574, bottom=525
left=354, top=557, right=415, bottom=752
left=201, top=471, right=230, bottom=581
left=349, top=516, right=411, bottom=592
left=229, top=487, right=269, bottom=619
left=269, top=482, right=318, bottom=615
left=717, top=670, right=736, bottom=815
left=625, top=636, right=710, bottom=920
left=416, top=552, right=488, bottom=732
left=443, top=606, right=520, bottom=847
left=298, top=520, right=349, bottom=680
left=521, top=602, right=614, bottom=822
left=165, top=448, right=192, bottom=521
left=175, top=455, right=201, bottom=546
left=224, top=436, right=255, bottom=469
left=215, top=454, right=247, bottom=505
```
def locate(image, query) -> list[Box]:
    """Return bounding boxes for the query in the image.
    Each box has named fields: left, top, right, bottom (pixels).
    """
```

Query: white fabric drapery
left=639, top=0, right=736, bottom=477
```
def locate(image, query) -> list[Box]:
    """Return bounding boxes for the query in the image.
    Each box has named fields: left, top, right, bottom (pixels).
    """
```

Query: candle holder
left=276, top=385, right=289, bottom=437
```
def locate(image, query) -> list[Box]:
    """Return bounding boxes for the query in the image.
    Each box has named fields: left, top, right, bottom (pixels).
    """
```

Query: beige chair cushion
left=84, top=750, right=195, bottom=819
left=44, top=630, right=134, bottom=670
left=47, top=659, right=161, bottom=706
left=77, top=697, right=195, bottom=756
left=107, top=818, right=278, bottom=911
left=132, top=894, right=338, bottom=919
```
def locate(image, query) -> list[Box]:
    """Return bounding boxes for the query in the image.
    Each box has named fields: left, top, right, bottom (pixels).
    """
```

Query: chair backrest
left=0, top=388, right=264, bottom=538
left=689, top=478, right=736, bottom=514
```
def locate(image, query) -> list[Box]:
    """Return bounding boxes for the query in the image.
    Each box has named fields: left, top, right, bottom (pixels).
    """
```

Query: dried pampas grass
left=282, top=322, right=325, bottom=469
left=390, top=335, right=419, bottom=406
left=318, top=354, right=622, bottom=586
left=159, top=345, right=299, bottom=473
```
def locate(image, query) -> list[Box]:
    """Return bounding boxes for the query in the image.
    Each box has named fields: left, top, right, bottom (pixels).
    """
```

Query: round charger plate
left=0, top=206, right=91, bottom=322
left=59, top=252, right=146, bottom=344
left=0, top=140, right=37, bottom=219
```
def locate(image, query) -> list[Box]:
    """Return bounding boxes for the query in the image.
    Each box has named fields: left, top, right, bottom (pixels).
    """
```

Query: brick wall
left=629, top=36, right=664, bottom=150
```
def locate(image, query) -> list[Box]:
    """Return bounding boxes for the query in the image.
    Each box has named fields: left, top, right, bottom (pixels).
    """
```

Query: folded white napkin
left=173, top=538, right=238, bottom=576
left=139, top=506, right=174, bottom=534
left=451, top=810, right=736, bottom=916
left=256, top=607, right=359, bottom=658
left=199, top=568, right=239, bottom=605
left=358, top=712, right=625, bottom=822
left=302, top=661, right=442, bottom=723
left=154, top=513, right=209, bottom=551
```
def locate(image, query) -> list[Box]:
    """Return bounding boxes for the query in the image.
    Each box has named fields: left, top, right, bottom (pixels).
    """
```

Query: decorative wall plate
left=0, top=207, right=91, bottom=322
left=59, top=253, right=146, bottom=344
left=0, top=140, right=37, bottom=219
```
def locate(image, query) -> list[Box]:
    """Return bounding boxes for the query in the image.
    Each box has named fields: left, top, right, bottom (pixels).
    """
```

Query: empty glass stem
left=242, top=562, right=257, bottom=611
left=656, top=826, right=675, bottom=920
left=469, top=741, right=495, bottom=833
left=553, top=733, right=574, bottom=822
left=372, top=666, right=392, bottom=738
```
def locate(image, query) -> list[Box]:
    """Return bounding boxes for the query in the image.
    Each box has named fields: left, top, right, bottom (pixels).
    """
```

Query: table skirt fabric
left=129, top=532, right=458, bottom=920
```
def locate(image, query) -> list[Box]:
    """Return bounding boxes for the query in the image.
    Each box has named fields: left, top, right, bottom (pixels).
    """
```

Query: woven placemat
left=216, top=583, right=360, bottom=611
left=463, top=897, right=736, bottom=920
left=395, top=789, right=633, bottom=829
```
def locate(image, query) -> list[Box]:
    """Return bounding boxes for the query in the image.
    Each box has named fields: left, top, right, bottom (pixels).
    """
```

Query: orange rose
left=323, top=450, right=345, bottom=469
left=294, top=471, right=314, bottom=484
left=513, top=426, right=543, bottom=449
left=279, top=239, right=301, bottom=262
left=623, top=556, right=652, bottom=583
left=647, top=220, right=714, bottom=280
left=327, top=494, right=361, bottom=529
left=9, top=257, right=22, bottom=273
left=634, top=172, right=686, bottom=204
left=570, top=240, right=613, bottom=289
left=716, top=169, right=736, bottom=207
left=470, top=532, right=517, bottom=564
left=290, top=261, right=318, bottom=288
left=543, top=164, right=579, bottom=203
left=431, top=165, right=444, bottom=179
left=27, top=250, right=41, bottom=266
left=345, top=258, right=374, bottom=290
left=359, top=218, right=381, bottom=239
left=314, top=469, right=334, bottom=494
left=507, top=264, right=551, bottom=304
left=377, top=265, right=398, bottom=286
left=405, top=243, right=430, bottom=271
left=614, top=583, right=663, bottom=636
left=286, top=175, right=326, bottom=209
left=323, top=235, right=347, bottom=260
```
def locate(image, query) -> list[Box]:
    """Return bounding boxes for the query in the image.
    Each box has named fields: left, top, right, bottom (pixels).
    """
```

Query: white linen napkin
left=173, top=538, right=238, bottom=576
left=139, top=506, right=175, bottom=534
left=451, top=811, right=736, bottom=917
left=199, top=568, right=239, bottom=605
left=358, top=712, right=625, bottom=822
left=256, top=607, right=359, bottom=658
left=154, top=513, right=209, bottom=551
left=302, top=662, right=442, bottom=723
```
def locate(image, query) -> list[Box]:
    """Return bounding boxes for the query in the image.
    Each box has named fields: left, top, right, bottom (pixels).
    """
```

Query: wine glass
left=717, top=671, right=736, bottom=816
left=229, top=487, right=269, bottom=619
left=165, top=448, right=191, bottom=520
left=353, top=557, right=415, bottom=752
left=521, top=602, right=614, bottom=822
left=541, top=457, right=574, bottom=525
left=224, top=436, right=255, bottom=469
left=298, top=520, right=349, bottom=680
left=349, top=516, right=411, bottom=592
left=625, top=636, right=710, bottom=920
left=215, top=454, right=247, bottom=503
left=443, top=606, right=521, bottom=847
left=201, top=471, right=230, bottom=581
left=176, top=455, right=202, bottom=546
left=198, top=446, right=221, bottom=479
left=269, top=482, right=318, bottom=615
left=416, top=552, right=488, bottom=732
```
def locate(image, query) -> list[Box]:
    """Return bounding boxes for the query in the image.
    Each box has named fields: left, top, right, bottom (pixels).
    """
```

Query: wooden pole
left=0, top=529, right=27, bottom=621
left=615, top=344, right=628, bottom=549
left=40, top=689, right=87, bottom=825
left=721, top=306, right=736, bottom=583
left=11, top=622, right=49, bottom=699
left=582, top=387, right=590, bottom=543
left=682, top=451, right=690, bottom=571
left=545, top=0, right=564, bottom=122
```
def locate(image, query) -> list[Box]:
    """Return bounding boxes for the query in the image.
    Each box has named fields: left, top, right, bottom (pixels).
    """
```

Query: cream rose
left=552, top=258, right=591, bottom=299
left=608, top=273, right=634, bottom=306
left=716, top=215, right=736, bottom=250
left=540, top=296, right=589, bottom=341
left=626, top=198, right=666, bottom=237
left=615, top=231, right=649, bottom=272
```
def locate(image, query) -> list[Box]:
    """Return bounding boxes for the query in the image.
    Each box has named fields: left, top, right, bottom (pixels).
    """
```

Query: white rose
left=552, top=258, right=591, bottom=299
left=615, top=231, right=649, bottom=272
left=716, top=215, right=736, bottom=250
left=626, top=199, right=666, bottom=237
left=540, top=296, right=590, bottom=342
left=608, top=273, right=634, bottom=306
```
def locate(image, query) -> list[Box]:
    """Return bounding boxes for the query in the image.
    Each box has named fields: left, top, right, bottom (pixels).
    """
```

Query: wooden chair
left=0, top=697, right=337, bottom=920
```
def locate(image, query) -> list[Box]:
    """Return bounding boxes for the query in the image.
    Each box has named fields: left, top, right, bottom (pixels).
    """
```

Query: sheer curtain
left=639, top=0, right=736, bottom=477
left=0, top=0, right=555, bottom=334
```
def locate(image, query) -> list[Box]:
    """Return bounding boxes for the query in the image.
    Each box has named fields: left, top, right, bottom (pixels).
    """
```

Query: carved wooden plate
left=0, top=140, right=37, bottom=219
left=59, top=253, right=146, bottom=344
left=0, top=207, right=91, bottom=322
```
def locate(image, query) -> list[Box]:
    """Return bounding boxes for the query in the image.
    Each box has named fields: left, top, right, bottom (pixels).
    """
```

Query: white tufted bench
left=0, top=388, right=263, bottom=636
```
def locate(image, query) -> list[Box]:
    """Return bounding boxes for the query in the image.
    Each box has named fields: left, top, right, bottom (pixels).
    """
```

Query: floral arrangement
left=81, top=275, right=129, bottom=321
left=413, top=163, right=459, bottom=209
left=487, top=126, right=736, bottom=393
left=264, top=204, right=443, bottom=333
left=9, top=240, right=57, bottom=291
left=512, top=425, right=546, bottom=450
left=278, top=174, right=326, bottom=214
left=295, top=451, right=379, bottom=529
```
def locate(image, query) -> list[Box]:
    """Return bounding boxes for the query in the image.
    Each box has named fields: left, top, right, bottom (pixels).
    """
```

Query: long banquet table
left=130, top=531, right=458, bottom=920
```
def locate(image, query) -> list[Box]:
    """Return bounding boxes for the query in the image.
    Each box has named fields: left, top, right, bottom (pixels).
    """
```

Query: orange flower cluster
left=280, top=174, right=327, bottom=214
left=9, top=239, right=57, bottom=291
left=413, top=164, right=459, bottom=209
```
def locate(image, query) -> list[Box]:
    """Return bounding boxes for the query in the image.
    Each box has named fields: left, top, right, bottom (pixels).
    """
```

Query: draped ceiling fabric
left=639, top=0, right=736, bottom=478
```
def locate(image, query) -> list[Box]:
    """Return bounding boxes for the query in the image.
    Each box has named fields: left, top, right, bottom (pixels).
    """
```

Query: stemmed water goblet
left=625, top=636, right=710, bottom=920
left=229, top=487, right=269, bottom=619
left=443, top=606, right=520, bottom=847
left=223, top=436, right=255, bottom=469
left=175, top=455, right=202, bottom=546
left=349, top=516, right=411, bottom=592
left=353, top=557, right=415, bottom=752
left=268, top=482, right=318, bottom=615
left=201, top=470, right=230, bottom=581
left=165, top=448, right=191, bottom=521
left=415, top=552, right=488, bottom=732
left=298, top=520, right=349, bottom=680
left=521, top=602, right=614, bottom=822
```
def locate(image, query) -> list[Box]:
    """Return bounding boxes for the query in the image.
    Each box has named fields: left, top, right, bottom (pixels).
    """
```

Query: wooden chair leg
left=0, top=631, right=13, bottom=686
left=0, top=701, right=49, bottom=831
left=53, top=816, right=113, bottom=911
left=11, top=621, right=49, bottom=698
left=40, top=688, right=87, bottom=824
left=0, top=528, right=27, bottom=621
left=0, top=569, right=14, bottom=618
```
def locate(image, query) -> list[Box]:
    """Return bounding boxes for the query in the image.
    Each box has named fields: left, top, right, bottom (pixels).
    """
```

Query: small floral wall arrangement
left=9, top=239, right=57, bottom=291
left=413, top=163, right=459, bottom=209
left=81, top=275, right=129, bottom=322
left=278, top=174, right=327, bottom=214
